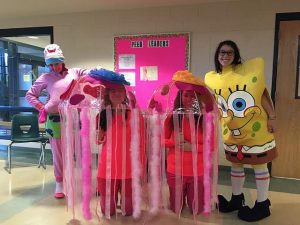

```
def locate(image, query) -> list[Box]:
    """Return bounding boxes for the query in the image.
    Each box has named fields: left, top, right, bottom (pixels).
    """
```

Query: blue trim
left=45, top=57, right=64, bottom=66
left=89, top=68, right=130, bottom=85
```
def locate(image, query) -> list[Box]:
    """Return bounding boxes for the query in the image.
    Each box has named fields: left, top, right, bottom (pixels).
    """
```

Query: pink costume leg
left=121, top=179, right=133, bottom=216
left=186, top=176, right=204, bottom=215
left=49, top=137, right=63, bottom=182
left=98, top=178, right=118, bottom=216
left=167, top=172, right=185, bottom=214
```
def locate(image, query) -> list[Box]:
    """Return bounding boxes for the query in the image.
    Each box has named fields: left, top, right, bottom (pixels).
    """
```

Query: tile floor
left=0, top=147, right=300, bottom=225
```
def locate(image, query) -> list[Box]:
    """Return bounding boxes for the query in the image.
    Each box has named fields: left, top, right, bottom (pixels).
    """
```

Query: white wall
left=1, top=0, right=299, bottom=88
left=1, top=0, right=300, bottom=165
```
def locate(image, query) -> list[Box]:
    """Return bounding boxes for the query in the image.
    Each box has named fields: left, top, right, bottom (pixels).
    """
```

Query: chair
left=4, top=114, right=49, bottom=173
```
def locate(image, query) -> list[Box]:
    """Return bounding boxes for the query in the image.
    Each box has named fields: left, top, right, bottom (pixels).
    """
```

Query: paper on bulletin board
left=140, top=66, right=158, bottom=81
left=118, top=54, right=135, bottom=69
left=122, top=71, right=136, bottom=86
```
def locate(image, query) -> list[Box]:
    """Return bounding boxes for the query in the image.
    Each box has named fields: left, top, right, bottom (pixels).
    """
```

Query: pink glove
left=38, top=108, right=48, bottom=123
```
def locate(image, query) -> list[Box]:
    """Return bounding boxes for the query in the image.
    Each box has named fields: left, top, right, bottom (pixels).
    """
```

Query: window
left=0, top=27, right=53, bottom=139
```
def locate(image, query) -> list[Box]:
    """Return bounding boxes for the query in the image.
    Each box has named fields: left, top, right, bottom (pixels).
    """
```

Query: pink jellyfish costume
left=146, top=70, right=219, bottom=219
left=59, top=68, right=146, bottom=221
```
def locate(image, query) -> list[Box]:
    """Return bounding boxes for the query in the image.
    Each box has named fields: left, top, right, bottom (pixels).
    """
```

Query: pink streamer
left=203, top=112, right=214, bottom=214
left=63, top=107, right=75, bottom=217
left=149, top=114, right=161, bottom=215
left=121, top=107, right=127, bottom=216
left=105, top=106, right=112, bottom=218
left=130, top=108, right=142, bottom=218
left=188, top=113, right=199, bottom=216
left=80, top=107, right=92, bottom=220
left=173, top=113, right=183, bottom=216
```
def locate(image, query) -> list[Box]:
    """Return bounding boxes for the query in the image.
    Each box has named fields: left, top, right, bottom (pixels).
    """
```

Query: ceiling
left=1, top=0, right=236, bottom=20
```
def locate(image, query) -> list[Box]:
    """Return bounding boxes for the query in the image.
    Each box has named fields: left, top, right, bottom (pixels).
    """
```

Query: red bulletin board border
left=113, top=32, right=190, bottom=109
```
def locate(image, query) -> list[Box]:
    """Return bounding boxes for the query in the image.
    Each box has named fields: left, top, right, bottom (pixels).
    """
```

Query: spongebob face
left=205, top=57, right=276, bottom=152
left=216, top=85, right=261, bottom=139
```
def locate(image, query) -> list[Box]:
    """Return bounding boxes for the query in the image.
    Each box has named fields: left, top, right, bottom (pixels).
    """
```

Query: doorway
left=271, top=13, right=300, bottom=179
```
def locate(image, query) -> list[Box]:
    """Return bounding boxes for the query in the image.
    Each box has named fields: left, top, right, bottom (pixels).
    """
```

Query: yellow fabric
left=205, top=57, right=275, bottom=148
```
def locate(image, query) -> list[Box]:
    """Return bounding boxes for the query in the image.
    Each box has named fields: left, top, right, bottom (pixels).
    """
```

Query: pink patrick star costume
left=25, top=44, right=88, bottom=198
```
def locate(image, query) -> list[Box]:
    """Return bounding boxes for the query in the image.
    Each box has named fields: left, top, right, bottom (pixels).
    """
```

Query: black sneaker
left=238, top=199, right=271, bottom=222
left=217, top=193, right=245, bottom=213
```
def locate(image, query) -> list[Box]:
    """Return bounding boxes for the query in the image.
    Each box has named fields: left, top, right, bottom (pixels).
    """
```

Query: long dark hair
left=214, top=40, right=242, bottom=73
left=99, top=87, right=130, bottom=131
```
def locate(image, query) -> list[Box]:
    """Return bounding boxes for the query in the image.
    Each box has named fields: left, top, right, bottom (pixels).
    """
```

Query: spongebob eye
left=232, top=98, right=246, bottom=111
left=217, top=95, right=228, bottom=117
left=227, top=91, right=255, bottom=117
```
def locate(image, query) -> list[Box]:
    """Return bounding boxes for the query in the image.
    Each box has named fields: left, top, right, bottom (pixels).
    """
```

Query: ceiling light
left=27, top=36, right=39, bottom=39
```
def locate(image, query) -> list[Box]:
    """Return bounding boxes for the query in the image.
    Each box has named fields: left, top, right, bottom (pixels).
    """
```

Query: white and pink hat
left=44, top=44, right=65, bottom=65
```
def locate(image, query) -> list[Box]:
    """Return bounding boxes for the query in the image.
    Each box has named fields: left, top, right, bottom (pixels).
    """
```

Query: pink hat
left=44, top=44, right=65, bottom=65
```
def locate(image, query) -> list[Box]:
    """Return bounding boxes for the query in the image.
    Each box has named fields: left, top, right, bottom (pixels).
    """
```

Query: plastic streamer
left=130, top=108, right=142, bottom=218
left=61, top=106, right=75, bottom=217
left=105, top=106, right=112, bottom=218
left=148, top=114, right=161, bottom=215
left=121, top=106, right=126, bottom=216
left=188, top=112, right=199, bottom=217
left=173, top=112, right=183, bottom=216
left=80, top=107, right=92, bottom=219
left=203, top=112, right=214, bottom=214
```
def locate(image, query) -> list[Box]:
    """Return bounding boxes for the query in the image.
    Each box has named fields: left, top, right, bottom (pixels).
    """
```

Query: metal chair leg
left=42, top=142, right=46, bottom=169
left=38, top=142, right=46, bottom=169
left=4, top=142, right=13, bottom=174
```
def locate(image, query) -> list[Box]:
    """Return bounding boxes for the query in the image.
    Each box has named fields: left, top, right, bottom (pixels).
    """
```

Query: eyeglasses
left=219, top=50, right=234, bottom=56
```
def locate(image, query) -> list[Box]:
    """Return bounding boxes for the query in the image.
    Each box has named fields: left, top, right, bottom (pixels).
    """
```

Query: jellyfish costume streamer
left=146, top=70, right=219, bottom=219
left=59, top=68, right=146, bottom=221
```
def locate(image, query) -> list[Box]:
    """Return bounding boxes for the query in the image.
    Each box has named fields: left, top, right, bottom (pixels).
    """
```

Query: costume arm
left=25, top=75, right=47, bottom=110
left=261, top=89, right=275, bottom=118
left=261, top=89, right=276, bottom=133
left=164, top=114, right=175, bottom=147
left=95, top=110, right=107, bottom=144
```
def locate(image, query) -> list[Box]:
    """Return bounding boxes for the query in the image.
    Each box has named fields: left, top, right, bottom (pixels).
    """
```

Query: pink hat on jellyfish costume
left=147, top=70, right=219, bottom=217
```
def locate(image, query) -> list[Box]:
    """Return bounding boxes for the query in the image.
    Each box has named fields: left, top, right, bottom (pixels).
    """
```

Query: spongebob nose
left=223, top=109, right=234, bottom=124
left=227, top=109, right=234, bottom=120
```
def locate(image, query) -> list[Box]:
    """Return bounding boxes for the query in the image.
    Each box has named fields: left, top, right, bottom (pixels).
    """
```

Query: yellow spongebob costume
left=205, top=58, right=277, bottom=165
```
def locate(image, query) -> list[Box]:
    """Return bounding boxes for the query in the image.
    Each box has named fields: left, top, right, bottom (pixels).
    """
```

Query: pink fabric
left=167, top=173, right=204, bottom=214
left=25, top=68, right=87, bottom=112
left=203, top=112, right=217, bottom=214
left=164, top=115, right=204, bottom=176
left=97, top=112, right=145, bottom=179
left=98, top=178, right=133, bottom=216
left=80, top=108, right=92, bottom=220
left=49, top=137, right=63, bottom=182
left=38, top=108, right=47, bottom=123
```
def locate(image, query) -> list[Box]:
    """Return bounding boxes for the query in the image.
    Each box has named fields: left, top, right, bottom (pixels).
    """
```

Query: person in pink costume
left=25, top=44, right=87, bottom=198
left=95, top=73, right=146, bottom=218
left=164, top=90, right=205, bottom=215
